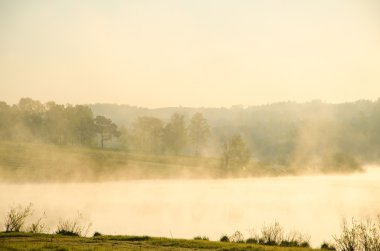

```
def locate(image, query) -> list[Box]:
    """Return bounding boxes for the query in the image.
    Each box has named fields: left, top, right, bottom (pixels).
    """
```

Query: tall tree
left=188, top=112, right=210, bottom=155
left=67, top=105, right=96, bottom=145
left=0, top=102, right=13, bottom=140
left=163, top=113, right=187, bottom=155
left=45, top=102, right=68, bottom=144
left=17, top=98, right=45, bottom=140
left=119, top=126, right=129, bottom=152
left=131, top=116, right=164, bottom=154
left=94, top=115, right=119, bottom=148
left=221, top=134, right=250, bottom=171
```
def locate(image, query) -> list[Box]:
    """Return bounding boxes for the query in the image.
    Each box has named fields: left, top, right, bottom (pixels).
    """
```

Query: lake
left=1, top=167, right=380, bottom=247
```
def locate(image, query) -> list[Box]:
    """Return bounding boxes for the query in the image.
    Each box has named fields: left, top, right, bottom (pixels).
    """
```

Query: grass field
left=0, top=232, right=321, bottom=251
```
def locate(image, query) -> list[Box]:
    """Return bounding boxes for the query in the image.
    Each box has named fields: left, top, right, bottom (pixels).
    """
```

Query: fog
left=1, top=1, right=380, bottom=249
left=1, top=166, right=379, bottom=247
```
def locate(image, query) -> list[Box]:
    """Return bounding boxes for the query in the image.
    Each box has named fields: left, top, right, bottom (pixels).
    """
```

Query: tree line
left=92, top=99, right=380, bottom=173
left=0, top=98, right=118, bottom=147
left=0, top=98, right=250, bottom=171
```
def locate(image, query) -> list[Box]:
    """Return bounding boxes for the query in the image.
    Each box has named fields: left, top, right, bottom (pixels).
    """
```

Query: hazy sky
left=1, top=0, right=379, bottom=107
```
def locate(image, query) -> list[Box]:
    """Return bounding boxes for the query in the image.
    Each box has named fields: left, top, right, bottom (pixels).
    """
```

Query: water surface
left=1, top=167, right=380, bottom=247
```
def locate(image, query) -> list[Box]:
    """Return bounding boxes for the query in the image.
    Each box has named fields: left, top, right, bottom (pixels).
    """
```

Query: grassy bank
left=0, top=141, right=223, bottom=182
left=0, top=232, right=320, bottom=251
left=0, top=141, right=362, bottom=182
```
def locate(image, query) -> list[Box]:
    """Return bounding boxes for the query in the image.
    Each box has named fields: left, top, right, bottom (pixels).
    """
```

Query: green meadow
left=0, top=232, right=320, bottom=251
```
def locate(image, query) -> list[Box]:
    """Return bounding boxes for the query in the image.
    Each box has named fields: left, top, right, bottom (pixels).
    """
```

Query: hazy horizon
left=3, top=97, right=380, bottom=109
left=1, top=0, right=380, bottom=108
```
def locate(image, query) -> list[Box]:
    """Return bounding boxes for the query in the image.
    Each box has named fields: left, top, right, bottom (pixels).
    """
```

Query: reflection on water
left=1, top=167, right=380, bottom=247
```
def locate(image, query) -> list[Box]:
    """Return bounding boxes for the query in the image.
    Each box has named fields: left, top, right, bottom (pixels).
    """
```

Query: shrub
left=261, top=221, right=283, bottom=245
left=333, top=218, right=360, bottom=251
left=245, top=222, right=310, bottom=247
left=246, top=238, right=258, bottom=244
left=299, top=241, right=310, bottom=248
left=56, top=213, right=91, bottom=237
left=321, top=242, right=336, bottom=250
left=194, top=235, right=209, bottom=241
left=220, top=235, right=230, bottom=242
left=230, top=230, right=244, bottom=243
left=334, top=216, right=380, bottom=251
left=93, top=231, right=102, bottom=237
left=282, top=230, right=310, bottom=247
left=4, top=203, right=32, bottom=232
left=28, top=212, right=48, bottom=233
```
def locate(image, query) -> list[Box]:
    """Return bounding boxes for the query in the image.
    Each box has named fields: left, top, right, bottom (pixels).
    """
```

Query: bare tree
left=28, top=212, right=48, bottom=233
left=260, top=221, right=284, bottom=245
left=333, top=219, right=359, bottom=251
left=230, top=230, right=245, bottom=243
left=333, top=217, right=380, bottom=251
left=56, top=213, right=92, bottom=236
left=4, top=203, right=32, bottom=232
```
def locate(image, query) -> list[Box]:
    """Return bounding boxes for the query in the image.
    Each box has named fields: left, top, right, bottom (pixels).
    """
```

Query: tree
left=131, top=116, right=164, bottom=154
left=163, top=113, right=187, bottom=155
left=221, top=134, right=250, bottom=171
left=119, top=126, right=129, bottom=152
left=0, top=101, right=13, bottom=140
left=17, top=98, right=45, bottom=140
left=45, top=102, right=68, bottom=144
left=67, top=105, right=96, bottom=145
left=94, top=115, right=119, bottom=148
left=188, top=112, right=210, bottom=155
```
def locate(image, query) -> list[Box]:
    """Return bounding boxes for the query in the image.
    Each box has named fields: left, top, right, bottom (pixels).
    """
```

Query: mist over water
left=0, top=167, right=379, bottom=247
left=1, top=1, right=380, bottom=250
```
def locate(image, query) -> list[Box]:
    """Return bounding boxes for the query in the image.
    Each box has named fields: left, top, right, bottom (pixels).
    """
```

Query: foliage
left=321, top=242, right=336, bottom=250
left=322, top=152, right=361, bottom=174
left=220, top=235, right=230, bottom=242
left=94, top=115, right=119, bottom=148
left=118, top=126, right=129, bottom=152
left=91, top=100, right=380, bottom=173
left=0, top=98, right=100, bottom=147
left=193, top=235, right=209, bottom=241
left=93, top=231, right=102, bottom=237
left=130, top=116, right=164, bottom=154
left=221, top=134, right=250, bottom=171
left=162, top=113, right=187, bottom=155
left=66, top=105, right=96, bottom=145
left=188, top=112, right=210, bottom=155
left=2, top=98, right=379, bottom=175
left=246, top=238, right=258, bottom=244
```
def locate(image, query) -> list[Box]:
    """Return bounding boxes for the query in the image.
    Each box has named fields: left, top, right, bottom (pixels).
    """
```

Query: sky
left=0, top=0, right=379, bottom=108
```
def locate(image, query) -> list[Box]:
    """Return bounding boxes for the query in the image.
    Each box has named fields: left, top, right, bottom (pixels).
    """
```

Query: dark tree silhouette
left=94, top=115, right=119, bottom=148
